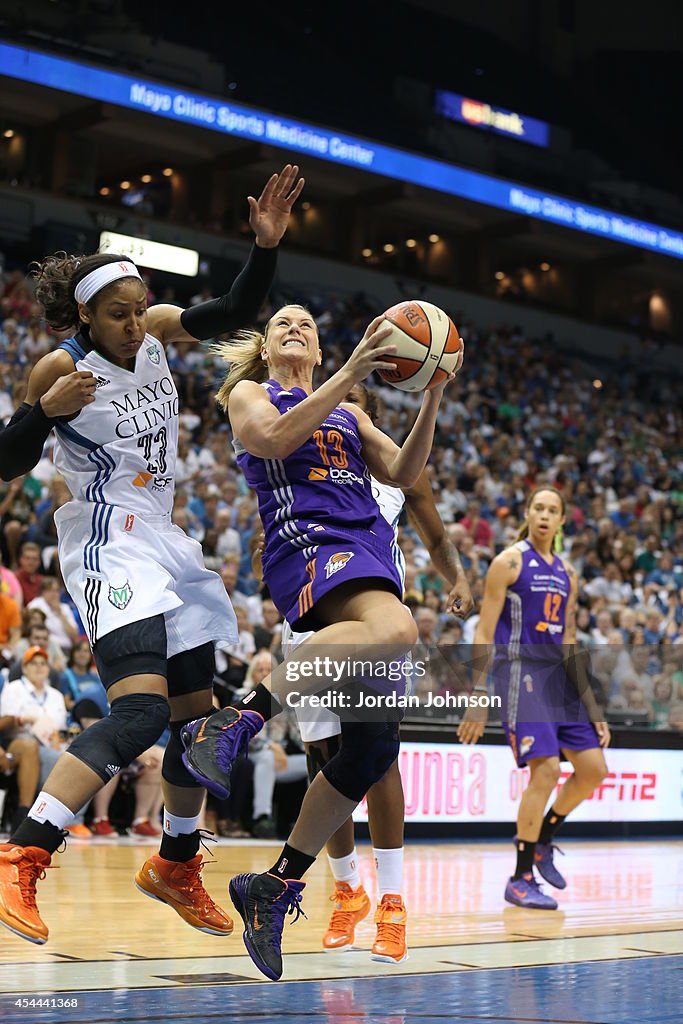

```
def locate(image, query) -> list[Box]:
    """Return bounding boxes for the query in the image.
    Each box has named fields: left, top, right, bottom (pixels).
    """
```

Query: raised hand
left=40, top=371, right=96, bottom=418
left=249, top=164, right=305, bottom=248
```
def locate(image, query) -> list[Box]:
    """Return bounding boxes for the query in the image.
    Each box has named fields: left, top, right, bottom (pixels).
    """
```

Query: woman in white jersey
left=279, top=382, right=474, bottom=964
left=0, top=165, right=304, bottom=946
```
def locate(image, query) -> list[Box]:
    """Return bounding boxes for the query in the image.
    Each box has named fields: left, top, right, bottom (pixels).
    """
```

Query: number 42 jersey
left=52, top=333, right=179, bottom=517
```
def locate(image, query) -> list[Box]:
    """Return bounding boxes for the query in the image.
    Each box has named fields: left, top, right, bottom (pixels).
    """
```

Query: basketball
left=377, top=300, right=463, bottom=392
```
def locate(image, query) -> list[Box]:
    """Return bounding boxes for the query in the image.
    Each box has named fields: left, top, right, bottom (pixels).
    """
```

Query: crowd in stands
left=0, top=262, right=681, bottom=837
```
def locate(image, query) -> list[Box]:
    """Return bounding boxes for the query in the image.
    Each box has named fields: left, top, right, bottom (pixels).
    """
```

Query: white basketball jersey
left=53, top=333, right=179, bottom=517
left=371, top=478, right=406, bottom=588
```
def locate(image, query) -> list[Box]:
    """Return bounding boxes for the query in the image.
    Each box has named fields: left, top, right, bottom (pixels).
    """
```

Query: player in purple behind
left=459, top=486, right=610, bottom=909
left=182, top=304, right=455, bottom=979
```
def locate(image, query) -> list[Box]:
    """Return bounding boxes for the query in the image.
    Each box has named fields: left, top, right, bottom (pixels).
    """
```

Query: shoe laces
left=328, top=886, right=361, bottom=931
left=198, top=829, right=218, bottom=859
left=375, top=918, right=405, bottom=947
left=545, top=842, right=564, bottom=857
left=16, top=856, right=55, bottom=910
left=275, top=885, right=307, bottom=927
left=215, top=711, right=253, bottom=773
left=175, top=857, right=218, bottom=910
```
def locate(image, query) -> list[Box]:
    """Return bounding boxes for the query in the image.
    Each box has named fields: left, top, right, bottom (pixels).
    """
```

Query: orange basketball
left=377, top=300, right=463, bottom=391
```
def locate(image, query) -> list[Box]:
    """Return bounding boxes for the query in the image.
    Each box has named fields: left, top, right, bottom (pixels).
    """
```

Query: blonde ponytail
left=211, top=330, right=268, bottom=412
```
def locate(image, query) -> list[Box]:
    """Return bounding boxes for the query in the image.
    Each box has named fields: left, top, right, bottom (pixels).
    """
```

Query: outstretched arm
left=148, top=165, right=304, bottom=345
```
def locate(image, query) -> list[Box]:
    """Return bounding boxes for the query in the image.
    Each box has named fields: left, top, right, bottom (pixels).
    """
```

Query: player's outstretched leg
left=181, top=708, right=265, bottom=799
left=229, top=872, right=306, bottom=981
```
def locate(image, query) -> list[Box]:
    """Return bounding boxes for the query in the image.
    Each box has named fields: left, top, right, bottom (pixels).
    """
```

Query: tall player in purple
left=182, top=304, right=454, bottom=979
left=459, top=487, right=610, bottom=909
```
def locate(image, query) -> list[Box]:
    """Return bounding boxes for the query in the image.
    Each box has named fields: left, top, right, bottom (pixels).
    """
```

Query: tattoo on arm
left=434, top=537, right=465, bottom=583
left=506, top=558, right=519, bottom=569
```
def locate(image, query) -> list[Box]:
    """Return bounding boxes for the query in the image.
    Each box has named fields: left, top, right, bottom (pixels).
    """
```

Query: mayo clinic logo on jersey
left=519, top=735, right=535, bottom=758
left=108, top=580, right=133, bottom=610
left=324, top=551, right=354, bottom=579
left=146, top=344, right=161, bottom=365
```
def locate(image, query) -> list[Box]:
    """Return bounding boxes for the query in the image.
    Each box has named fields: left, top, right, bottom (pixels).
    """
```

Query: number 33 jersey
left=53, top=333, right=179, bottom=517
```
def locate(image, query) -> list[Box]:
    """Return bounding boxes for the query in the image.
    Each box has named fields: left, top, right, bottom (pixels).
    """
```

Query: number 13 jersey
left=53, top=332, right=179, bottom=517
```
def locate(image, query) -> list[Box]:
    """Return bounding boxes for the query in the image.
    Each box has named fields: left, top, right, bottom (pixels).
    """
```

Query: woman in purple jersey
left=458, top=486, right=610, bottom=910
left=182, top=304, right=456, bottom=979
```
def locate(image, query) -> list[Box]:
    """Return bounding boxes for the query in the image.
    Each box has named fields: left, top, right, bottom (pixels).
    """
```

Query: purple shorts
left=265, top=524, right=402, bottom=632
left=493, top=655, right=599, bottom=767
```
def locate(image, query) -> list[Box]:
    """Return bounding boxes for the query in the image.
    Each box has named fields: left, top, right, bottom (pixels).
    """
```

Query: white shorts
left=281, top=620, right=341, bottom=744
left=55, top=501, right=238, bottom=659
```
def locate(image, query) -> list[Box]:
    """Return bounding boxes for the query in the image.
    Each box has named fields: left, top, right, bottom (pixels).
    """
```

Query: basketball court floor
left=1, top=835, right=681, bottom=1023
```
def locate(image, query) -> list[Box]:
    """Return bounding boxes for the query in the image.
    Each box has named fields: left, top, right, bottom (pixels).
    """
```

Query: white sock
left=328, top=849, right=361, bottom=889
left=29, top=792, right=75, bottom=830
left=163, top=809, right=201, bottom=837
left=374, top=847, right=404, bottom=899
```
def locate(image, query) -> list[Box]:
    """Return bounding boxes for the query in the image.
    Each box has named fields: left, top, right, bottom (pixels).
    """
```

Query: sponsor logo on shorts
left=308, top=467, right=328, bottom=480
left=146, top=344, right=161, bottom=365
left=519, top=736, right=535, bottom=758
left=108, top=580, right=133, bottom=610
left=106, top=763, right=121, bottom=776
left=133, top=471, right=153, bottom=488
left=124, top=513, right=135, bottom=532
left=524, top=673, right=534, bottom=692
left=324, top=551, right=354, bottom=579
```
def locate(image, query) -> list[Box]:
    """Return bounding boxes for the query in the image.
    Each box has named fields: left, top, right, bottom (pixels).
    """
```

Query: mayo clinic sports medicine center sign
left=2, top=41, right=683, bottom=260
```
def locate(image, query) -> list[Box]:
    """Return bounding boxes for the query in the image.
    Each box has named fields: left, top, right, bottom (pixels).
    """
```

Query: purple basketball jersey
left=494, top=539, right=570, bottom=659
left=235, top=380, right=396, bottom=591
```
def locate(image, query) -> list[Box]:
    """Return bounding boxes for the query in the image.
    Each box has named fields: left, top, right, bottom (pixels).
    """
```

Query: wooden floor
left=1, top=835, right=681, bottom=995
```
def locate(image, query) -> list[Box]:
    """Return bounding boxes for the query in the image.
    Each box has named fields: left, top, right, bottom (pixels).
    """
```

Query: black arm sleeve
left=180, top=243, right=278, bottom=340
left=0, top=402, right=56, bottom=481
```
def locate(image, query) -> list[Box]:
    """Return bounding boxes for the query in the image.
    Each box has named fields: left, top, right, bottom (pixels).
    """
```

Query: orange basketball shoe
left=371, top=893, right=408, bottom=963
left=0, top=844, right=51, bottom=944
left=322, top=881, right=371, bottom=951
left=135, top=854, right=233, bottom=935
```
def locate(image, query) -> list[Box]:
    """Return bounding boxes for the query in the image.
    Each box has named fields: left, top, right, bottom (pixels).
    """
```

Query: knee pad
left=321, top=722, right=400, bottom=802
left=305, top=734, right=340, bottom=783
left=68, top=693, right=170, bottom=783
left=162, top=710, right=214, bottom=788
left=167, top=642, right=216, bottom=699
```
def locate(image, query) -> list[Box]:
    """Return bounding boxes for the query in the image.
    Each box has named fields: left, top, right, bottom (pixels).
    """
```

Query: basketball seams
left=378, top=299, right=461, bottom=392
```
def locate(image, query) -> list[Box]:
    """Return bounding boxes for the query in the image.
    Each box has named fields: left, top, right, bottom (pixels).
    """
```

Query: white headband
left=74, top=261, right=142, bottom=306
